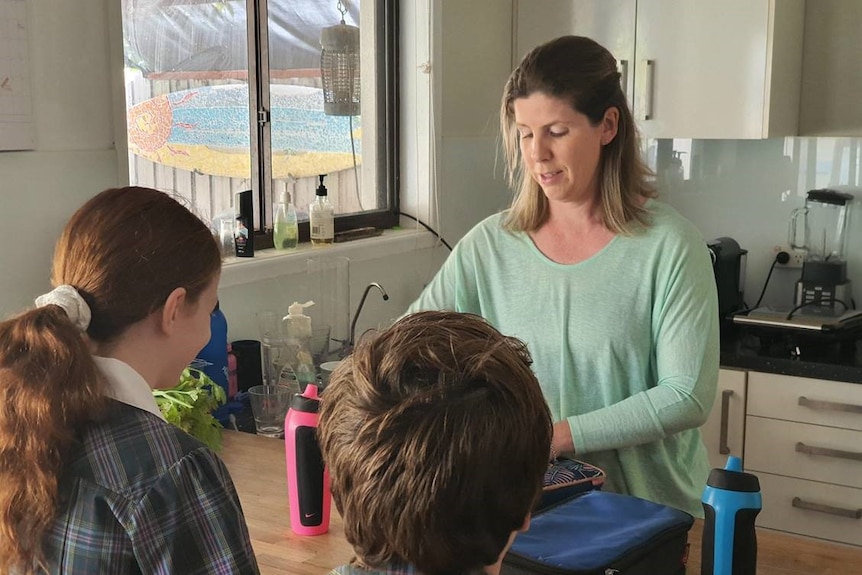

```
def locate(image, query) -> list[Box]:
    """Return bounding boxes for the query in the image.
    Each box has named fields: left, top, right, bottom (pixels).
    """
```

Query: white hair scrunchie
left=35, top=284, right=92, bottom=332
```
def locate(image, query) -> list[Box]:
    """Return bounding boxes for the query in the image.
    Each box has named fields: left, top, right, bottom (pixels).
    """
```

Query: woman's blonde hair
left=0, top=187, right=222, bottom=573
left=500, top=35, right=656, bottom=234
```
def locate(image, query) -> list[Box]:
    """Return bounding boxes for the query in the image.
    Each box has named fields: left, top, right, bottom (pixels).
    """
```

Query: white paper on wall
left=0, top=0, right=34, bottom=151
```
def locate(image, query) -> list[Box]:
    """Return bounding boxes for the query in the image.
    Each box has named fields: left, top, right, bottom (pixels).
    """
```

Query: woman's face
left=513, top=92, right=616, bottom=206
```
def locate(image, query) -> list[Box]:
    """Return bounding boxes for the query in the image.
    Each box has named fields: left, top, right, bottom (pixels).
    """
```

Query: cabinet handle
left=619, top=59, right=629, bottom=95
left=795, top=441, right=862, bottom=462
left=719, top=389, right=734, bottom=455
left=642, top=59, right=655, bottom=121
left=798, top=396, right=862, bottom=414
left=792, top=497, right=862, bottom=519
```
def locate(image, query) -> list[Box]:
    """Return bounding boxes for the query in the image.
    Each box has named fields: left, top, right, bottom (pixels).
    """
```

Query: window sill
left=219, top=228, right=439, bottom=288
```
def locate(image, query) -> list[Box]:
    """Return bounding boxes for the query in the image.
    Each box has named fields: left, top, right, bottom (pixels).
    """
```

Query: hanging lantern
left=320, top=1, right=360, bottom=117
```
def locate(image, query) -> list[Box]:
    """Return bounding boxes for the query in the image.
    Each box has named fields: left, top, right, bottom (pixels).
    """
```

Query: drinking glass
left=309, top=325, right=332, bottom=365
left=256, top=310, right=286, bottom=386
left=247, top=384, right=292, bottom=438
left=218, top=218, right=236, bottom=258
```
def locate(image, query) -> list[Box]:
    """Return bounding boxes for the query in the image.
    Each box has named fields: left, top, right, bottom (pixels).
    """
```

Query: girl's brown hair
left=319, top=311, right=553, bottom=575
left=500, top=35, right=656, bottom=234
left=0, top=187, right=221, bottom=573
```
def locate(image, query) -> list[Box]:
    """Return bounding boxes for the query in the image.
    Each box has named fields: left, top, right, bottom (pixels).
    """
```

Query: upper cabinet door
left=636, top=0, right=804, bottom=139
left=798, top=0, right=862, bottom=136
left=513, top=0, right=805, bottom=139
left=514, top=0, right=637, bottom=102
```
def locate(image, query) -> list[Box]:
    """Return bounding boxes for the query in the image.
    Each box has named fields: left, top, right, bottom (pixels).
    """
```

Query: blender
left=789, top=189, right=855, bottom=311
left=731, top=189, right=862, bottom=351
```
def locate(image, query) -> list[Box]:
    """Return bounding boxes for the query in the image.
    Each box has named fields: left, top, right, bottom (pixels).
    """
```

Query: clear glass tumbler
left=218, top=218, right=236, bottom=258
left=247, top=384, right=292, bottom=438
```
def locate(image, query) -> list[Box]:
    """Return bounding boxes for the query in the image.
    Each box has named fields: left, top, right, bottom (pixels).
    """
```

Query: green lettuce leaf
left=153, top=367, right=227, bottom=451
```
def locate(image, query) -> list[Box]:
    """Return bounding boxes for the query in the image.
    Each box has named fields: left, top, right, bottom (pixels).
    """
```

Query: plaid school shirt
left=42, top=398, right=259, bottom=574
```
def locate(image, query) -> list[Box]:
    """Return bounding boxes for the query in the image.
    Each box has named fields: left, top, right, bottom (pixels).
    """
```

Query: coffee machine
left=708, top=237, right=748, bottom=328
left=789, top=189, right=854, bottom=310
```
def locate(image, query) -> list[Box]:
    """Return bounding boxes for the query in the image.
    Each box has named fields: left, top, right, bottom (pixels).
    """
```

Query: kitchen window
left=120, top=0, right=399, bottom=244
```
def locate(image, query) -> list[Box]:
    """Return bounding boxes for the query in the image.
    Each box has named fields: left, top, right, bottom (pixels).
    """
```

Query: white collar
left=93, top=356, right=166, bottom=421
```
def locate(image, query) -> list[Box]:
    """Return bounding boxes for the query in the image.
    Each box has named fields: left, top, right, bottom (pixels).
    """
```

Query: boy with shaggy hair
left=319, top=310, right=553, bottom=575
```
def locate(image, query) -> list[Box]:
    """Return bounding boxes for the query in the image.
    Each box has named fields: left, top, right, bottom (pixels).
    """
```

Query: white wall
left=436, top=0, right=514, bottom=243
left=0, top=0, right=118, bottom=317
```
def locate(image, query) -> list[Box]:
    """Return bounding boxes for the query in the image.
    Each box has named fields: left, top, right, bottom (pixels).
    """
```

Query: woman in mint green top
left=408, top=35, right=719, bottom=517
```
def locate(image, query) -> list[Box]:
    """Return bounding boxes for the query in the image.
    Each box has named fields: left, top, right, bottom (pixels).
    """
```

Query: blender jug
left=788, top=189, right=854, bottom=308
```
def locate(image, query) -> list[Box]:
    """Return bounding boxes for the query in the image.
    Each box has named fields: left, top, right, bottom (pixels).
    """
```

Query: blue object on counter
left=701, top=456, right=762, bottom=575
left=191, top=302, right=231, bottom=424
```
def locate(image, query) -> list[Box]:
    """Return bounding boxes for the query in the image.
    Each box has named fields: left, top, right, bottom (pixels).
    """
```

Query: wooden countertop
left=220, top=430, right=862, bottom=575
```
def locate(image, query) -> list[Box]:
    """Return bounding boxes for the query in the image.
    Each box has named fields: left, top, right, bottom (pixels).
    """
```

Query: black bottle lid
left=290, top=393, right=320, bottom=414
left=706, top=468, right=761, bottom=492
left=316, top=174, right=328, bottom=197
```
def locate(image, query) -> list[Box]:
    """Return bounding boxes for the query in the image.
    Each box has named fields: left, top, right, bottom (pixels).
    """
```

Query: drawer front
left=745, top=416, right=862, bottom=489
left=755, top=472, right=862, bottom=547
left=748, top=372, right=862, bottom=431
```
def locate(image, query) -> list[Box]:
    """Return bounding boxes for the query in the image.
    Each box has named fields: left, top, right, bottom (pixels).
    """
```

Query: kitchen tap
left=347, top=282, right=389, bottom=351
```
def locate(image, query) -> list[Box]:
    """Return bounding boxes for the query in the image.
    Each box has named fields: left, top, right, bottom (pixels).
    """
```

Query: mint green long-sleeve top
left=407, top=199, right=719, bottom=516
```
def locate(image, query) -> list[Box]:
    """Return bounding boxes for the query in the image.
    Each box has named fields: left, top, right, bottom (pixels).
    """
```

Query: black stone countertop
left=719, top=324, right=862, bottom=384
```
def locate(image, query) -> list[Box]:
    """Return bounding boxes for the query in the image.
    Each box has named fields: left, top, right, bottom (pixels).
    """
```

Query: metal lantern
left=320, top=4, right=360, bottom=117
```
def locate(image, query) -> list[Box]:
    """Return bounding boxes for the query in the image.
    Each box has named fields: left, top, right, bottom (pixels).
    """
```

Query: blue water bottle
left=191, top=301, right=230, bottom=425
left=701, top=456, right=762, bottom=575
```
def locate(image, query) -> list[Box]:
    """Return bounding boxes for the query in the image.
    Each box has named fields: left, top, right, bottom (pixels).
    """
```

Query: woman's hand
left=551, top=420, right=575, bottom=460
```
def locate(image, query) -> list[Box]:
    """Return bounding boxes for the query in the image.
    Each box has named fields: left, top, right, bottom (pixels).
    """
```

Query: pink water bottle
left=285, top=383, right=331, bottom=535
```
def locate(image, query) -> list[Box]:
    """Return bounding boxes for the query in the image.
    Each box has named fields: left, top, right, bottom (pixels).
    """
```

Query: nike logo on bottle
left=304, top=513, right=317, bottom=519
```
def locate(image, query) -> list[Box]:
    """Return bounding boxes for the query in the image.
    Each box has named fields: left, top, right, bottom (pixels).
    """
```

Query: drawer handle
left=798, top=396, right=862, bottom=414
left=792, top=497, right=862, bottom=519
left=719, top=389, right=734, bottom=455
left=795, top=441, right=862, bottom=462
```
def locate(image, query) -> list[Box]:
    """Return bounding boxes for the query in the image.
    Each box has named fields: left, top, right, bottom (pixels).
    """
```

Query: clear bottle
left=273, top=189, right=298, bottom=250
left=309, top=174, right=334, bottom=246
left=283, top=301, right=318, bottom=389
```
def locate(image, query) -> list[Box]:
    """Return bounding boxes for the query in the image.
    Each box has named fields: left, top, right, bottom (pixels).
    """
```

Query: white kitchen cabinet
left=701, top=368, right=747, bottom=471
left=744, top=372, right=862, bottom=546
left=513, top=0, right=805, bottom=139
left=798, top=0, right=862, bottom=135
left=514, top=0, right=636, bottom=96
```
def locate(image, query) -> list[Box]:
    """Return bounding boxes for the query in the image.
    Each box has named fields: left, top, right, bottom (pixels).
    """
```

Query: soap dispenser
left=309, top=174, right=334, bottom=246
left=283, top=301, right=317, bottom=389
left=273, top=189, right=298, bottom=250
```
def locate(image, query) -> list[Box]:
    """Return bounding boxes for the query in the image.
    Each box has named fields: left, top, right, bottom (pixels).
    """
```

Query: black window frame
left=248, top=0, right=400, bottom=246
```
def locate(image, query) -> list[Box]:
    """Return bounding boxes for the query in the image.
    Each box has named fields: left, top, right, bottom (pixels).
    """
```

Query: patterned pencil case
left=539, top=457, right=606, bottom=511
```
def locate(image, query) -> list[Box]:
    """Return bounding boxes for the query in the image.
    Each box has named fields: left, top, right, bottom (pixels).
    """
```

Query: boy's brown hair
left=319, top=310, right=552, bottom=575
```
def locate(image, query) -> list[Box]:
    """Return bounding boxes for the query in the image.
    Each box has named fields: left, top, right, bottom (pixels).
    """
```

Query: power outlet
left=772, top=245, right=805, bottom=268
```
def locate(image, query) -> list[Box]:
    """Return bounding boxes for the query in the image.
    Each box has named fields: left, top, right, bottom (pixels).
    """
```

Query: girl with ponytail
left=0, top=187, right=258, bottom=574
